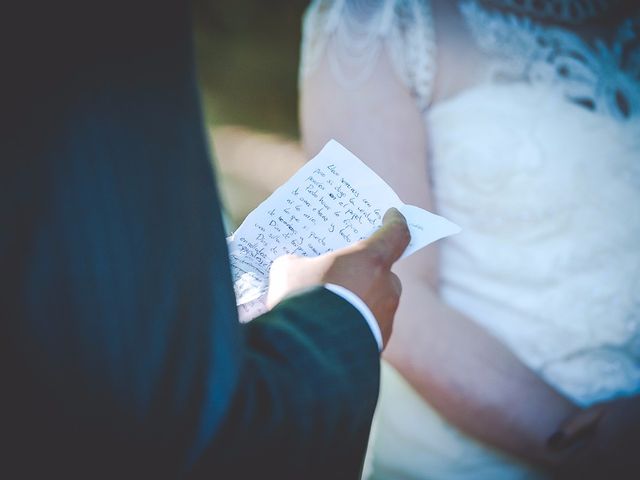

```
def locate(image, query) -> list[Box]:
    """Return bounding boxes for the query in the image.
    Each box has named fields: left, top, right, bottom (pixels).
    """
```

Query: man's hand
left=267, top=208, right=410, bottom=347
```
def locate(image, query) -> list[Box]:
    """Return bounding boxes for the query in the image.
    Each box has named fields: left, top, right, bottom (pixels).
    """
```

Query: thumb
left=363, top=207, right=411, bottom=267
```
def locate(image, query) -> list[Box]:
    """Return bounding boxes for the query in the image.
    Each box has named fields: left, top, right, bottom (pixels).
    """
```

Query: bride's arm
left=300, top=48, right=578, bottom=470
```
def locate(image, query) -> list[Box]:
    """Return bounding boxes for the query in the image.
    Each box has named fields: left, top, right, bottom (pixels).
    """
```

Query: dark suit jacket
left=1, top=1, right=380, bottom=478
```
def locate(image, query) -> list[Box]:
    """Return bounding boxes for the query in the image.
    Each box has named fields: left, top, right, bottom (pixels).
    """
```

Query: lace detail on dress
left=300, top=0, right=437, bottom=110
left=460, top=0, right=640, bottom=120
left=480, top=0, right=622, bottom=24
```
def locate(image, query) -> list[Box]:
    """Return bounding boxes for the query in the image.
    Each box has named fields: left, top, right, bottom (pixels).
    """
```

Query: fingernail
left=385, top=207, right=405, bottom=221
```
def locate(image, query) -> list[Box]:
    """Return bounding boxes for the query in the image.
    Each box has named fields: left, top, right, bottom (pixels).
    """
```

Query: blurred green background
left=194, top=0, right=310, bottom=137
left=192, top=0, right=311, bottom=227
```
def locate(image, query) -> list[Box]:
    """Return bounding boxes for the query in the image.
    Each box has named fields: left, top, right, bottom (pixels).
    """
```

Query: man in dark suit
left=1, top=1, right=409, bottom=478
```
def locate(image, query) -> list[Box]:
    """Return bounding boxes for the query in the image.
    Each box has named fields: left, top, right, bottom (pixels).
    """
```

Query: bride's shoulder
left=300, top=0, right=438, bottom=110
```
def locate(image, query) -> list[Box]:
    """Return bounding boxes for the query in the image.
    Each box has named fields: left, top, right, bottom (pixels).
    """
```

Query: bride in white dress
left=299, top=0, right=640, bottom=478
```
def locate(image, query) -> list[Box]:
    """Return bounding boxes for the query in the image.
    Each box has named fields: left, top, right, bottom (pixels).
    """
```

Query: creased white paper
left=227, top=139, right=461, bottom=321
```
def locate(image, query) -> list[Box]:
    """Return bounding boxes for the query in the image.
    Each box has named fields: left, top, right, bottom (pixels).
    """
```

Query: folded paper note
left=227, top=139, right=461, bottom=321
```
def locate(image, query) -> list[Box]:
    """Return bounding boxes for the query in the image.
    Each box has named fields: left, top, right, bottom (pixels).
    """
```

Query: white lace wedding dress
left=301, top=1, right=640, bottom=478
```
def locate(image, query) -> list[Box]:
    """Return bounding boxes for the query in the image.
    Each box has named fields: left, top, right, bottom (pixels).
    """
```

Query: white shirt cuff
left=324, top=283, right=383, bottom=351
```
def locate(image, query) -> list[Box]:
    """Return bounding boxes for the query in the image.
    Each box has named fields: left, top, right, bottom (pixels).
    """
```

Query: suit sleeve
left=193, top=288, right=380, bottom=479
left=1, top=1, right=380, bottom=479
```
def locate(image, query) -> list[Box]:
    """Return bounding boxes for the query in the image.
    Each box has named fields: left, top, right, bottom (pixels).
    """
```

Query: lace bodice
left=301, top=0, right=640, bottom=119
left=460, top=1, right=640, bottom=119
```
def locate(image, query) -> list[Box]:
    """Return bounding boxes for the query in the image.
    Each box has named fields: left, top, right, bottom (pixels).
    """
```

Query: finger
left=547, top=405, right=606, bottom=451
left=268, top=254, right=301, bottom=280
left=364, top=208, right=411, bottom=267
